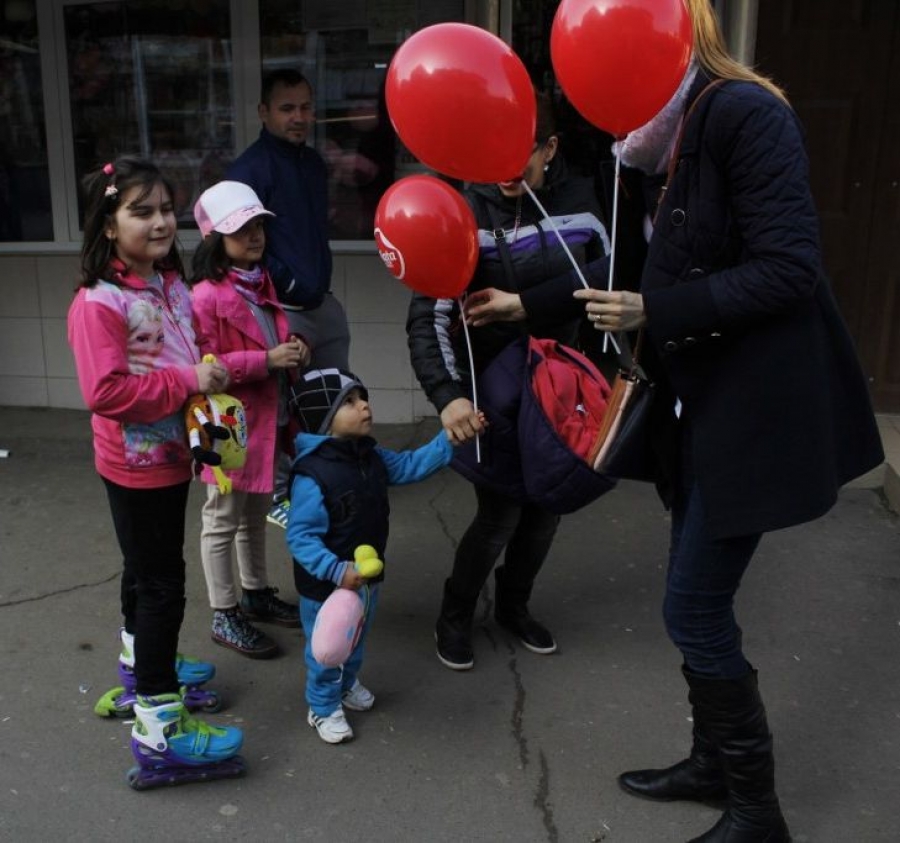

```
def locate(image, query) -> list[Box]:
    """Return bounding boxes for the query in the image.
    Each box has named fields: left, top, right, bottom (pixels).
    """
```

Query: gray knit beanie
left=288, top=368, right=368, bottom=434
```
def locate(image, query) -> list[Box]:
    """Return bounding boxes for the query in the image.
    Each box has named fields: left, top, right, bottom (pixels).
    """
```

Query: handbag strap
left=610, top=79, right=726, bottom=377
left=653, top=78, right=725, bottom=224
left=613, top=328, right=647, bottom=380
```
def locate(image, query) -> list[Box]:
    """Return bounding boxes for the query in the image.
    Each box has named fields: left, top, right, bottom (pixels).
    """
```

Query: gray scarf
left=612, top=61, right=699, bottom=175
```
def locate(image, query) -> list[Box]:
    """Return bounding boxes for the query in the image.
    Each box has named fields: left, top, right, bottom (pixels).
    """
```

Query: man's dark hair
left=261, top=69, right=312, bottom=106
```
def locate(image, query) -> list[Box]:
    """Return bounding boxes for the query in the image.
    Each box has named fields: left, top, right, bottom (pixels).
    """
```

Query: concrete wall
left=0, top=251, right=436, bottom=423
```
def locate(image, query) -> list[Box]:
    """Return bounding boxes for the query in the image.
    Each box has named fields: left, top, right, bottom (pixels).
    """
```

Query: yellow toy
left=184, top=355, right=248, bottom=494
left=353, top=544, right=384, bottom=578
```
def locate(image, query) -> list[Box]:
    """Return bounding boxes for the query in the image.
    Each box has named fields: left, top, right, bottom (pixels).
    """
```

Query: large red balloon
left=374, top=175, right=478, bottom=299
left=386, top=23, right=536, bottom=183
left=551, top=0, right=693, bottom=138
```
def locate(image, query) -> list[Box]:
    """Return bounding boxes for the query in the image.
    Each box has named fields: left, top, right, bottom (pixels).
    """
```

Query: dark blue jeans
left=663, top=482, right=762, bottom=679
left=103, top=477, right=189, bottom=696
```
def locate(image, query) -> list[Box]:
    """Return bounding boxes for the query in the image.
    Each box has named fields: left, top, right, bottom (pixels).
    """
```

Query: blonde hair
left=686, top=0, right=788, bottom=104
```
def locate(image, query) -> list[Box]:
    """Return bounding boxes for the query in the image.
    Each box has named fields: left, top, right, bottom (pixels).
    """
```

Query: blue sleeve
left=286, top=474, right=350, bottom=586
left=376, top=431, right=453, bottom=486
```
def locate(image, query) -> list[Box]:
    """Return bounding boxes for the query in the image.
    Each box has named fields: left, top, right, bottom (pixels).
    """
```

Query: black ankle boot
left=435, top=579, right=475, bottom=670
left=494, top=566, right=557, bottom=654
left=686, top=670, right=791, bottom=843
left=618, top=734, right=726, bottom=803
left=619, top=667, right=726, bottom=803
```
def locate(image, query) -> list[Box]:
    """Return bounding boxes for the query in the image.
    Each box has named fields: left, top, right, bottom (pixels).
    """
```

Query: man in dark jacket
left=227, top=69, right=351, bottom=524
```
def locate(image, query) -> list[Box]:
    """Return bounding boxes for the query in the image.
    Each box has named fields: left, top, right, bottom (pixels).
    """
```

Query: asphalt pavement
left=0, top=407, right=898, bottom=843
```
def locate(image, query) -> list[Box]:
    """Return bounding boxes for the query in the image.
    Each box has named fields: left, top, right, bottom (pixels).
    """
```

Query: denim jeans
left=663, top=481, right=762, bottom=679
left=103, top=477, right=190, bottom=696
left=301, top=584, right=379, bottom=716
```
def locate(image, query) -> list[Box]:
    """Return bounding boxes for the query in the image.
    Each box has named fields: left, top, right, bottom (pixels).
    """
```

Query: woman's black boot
left=618, top=667, right=727, bottom=803
left=686, top=670, right=791, bottom=843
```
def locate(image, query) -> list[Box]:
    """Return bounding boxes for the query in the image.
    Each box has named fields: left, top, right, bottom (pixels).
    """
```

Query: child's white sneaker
left=342, top=679, right=375, bottom=711
left=307, top=706, right=354, bottom=743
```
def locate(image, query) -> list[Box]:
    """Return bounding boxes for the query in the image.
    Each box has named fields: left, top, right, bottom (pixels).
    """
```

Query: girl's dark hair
left=535, top=90, right=558, bottom=144
left=79, top=156, right=184, bottom=288
left=189, top=232, right=230, bottom=286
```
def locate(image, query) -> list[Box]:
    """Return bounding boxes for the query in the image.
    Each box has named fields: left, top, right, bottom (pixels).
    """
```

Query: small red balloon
left=386, top=23, right=536, bottom=183
left=374, top=175, right=478, bottom=299
left=551, top=0, right=693, bottom=138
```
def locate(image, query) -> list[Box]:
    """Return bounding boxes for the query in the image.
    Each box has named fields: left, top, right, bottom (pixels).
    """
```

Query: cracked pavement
left=1, top=408, right=898, bottom=842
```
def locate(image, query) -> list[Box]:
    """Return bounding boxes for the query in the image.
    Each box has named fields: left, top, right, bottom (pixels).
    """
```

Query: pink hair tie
left=102, top=162, right=115, bottom=175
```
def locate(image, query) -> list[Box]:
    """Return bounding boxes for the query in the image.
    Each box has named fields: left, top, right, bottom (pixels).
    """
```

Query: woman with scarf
left=466, top=2, right=884, bottom=840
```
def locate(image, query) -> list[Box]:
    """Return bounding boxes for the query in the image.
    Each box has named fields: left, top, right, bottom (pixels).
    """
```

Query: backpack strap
left=482, top=195, right=520, bottom=293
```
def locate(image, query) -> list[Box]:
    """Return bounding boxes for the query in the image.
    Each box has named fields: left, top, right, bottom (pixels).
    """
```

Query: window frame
left=1, top=0, right=478, bottom=255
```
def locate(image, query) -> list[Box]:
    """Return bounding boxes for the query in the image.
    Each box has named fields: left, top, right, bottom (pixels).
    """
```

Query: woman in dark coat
left=468, top=3, right=884, bottom=841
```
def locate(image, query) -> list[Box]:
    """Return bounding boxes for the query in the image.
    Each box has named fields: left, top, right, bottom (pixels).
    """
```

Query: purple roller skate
left=126, top=693, right=245, bottom=790
left=94, top=629, right=221, bottom=718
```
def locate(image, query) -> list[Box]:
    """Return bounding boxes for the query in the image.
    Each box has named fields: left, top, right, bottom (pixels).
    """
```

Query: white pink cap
left=194, top=181, right=274, bottom=237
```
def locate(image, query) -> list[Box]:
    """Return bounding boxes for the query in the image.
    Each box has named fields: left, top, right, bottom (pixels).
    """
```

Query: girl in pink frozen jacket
left=68, top=157, right=244, bottom=788
left=191, top=181, right=310, bottom=658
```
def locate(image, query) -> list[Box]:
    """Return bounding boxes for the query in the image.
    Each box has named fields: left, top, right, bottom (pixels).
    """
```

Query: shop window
left=259, top=0, right=465, bottom=240
left=0, top=0, right=52, bottom=241
left=64, top=1, right=234, bottom=228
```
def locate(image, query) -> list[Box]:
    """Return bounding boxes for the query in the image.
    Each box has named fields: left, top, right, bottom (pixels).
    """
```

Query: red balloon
left=386, top=23, right=536, bottom=183
left=551, top=0, right=693, bottom=138
left=374, top=175, right=478, bottom=299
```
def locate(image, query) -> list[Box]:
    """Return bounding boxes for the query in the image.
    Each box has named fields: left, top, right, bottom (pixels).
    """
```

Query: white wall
left=0, top=251, right=436, bottom=423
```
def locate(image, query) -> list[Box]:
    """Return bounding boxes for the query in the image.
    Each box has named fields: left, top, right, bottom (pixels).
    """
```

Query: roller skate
left=126, top=693, right=246, bottom=790
left=94, top=629, right=221, bottom=718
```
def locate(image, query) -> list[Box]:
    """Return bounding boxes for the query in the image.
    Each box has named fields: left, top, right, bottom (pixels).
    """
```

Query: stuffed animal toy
left=310, top=545, right=383, bottom=667
left=184, top=355, right=248, bottom=494
left=311, top=589, right=365, bottom=668
left=353, top=544, right=384, bottom=578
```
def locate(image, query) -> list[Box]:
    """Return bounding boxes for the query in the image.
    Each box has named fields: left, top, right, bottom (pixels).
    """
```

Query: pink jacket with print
left=67, top=268, right=201, bottom=488
left=191, top=269, right=291, bottom=493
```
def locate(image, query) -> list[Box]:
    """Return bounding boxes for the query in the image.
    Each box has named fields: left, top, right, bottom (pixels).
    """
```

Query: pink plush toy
left=311, top=589, right=365, bottom=668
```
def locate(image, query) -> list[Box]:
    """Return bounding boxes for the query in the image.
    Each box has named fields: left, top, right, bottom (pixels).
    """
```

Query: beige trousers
left=200, top=485, right=272, bottom=610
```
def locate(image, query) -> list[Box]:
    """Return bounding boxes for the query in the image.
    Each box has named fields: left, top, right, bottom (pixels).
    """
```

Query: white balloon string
left=521, top=179, right=620, bottom=356
left=602, top=149, right=622, bottom=354
left=522, top=181, right=588, bottom=289
left=458, top=293, right=481, bottom=463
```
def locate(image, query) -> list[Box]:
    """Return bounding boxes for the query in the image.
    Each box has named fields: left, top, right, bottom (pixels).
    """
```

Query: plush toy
left=311, top=588, right=366, bottom=668
left=184, top=355, right=248, bottom=494
left=310, top=545, right=383, bottom=667
left=353, top=544, right=384, bottom=578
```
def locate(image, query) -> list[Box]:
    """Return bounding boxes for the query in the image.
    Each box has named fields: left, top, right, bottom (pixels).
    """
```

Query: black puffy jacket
left=407, top=158, right=609, bottom=414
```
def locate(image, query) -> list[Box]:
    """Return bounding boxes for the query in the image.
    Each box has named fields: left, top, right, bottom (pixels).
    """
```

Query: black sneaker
left=240, top=587, right=300, bottom=628
left=495, top=611, right=557, bottom=655
left=434, top=615, right=474, bottom=671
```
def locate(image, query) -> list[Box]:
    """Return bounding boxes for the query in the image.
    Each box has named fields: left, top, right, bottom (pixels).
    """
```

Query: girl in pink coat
left=68, top=157, right=244, bottom=787
left=191, top=181, right=310, bottom=658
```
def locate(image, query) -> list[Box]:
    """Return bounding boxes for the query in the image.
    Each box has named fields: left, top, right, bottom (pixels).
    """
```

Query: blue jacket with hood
left=287, top=430, right=452, bottom=602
